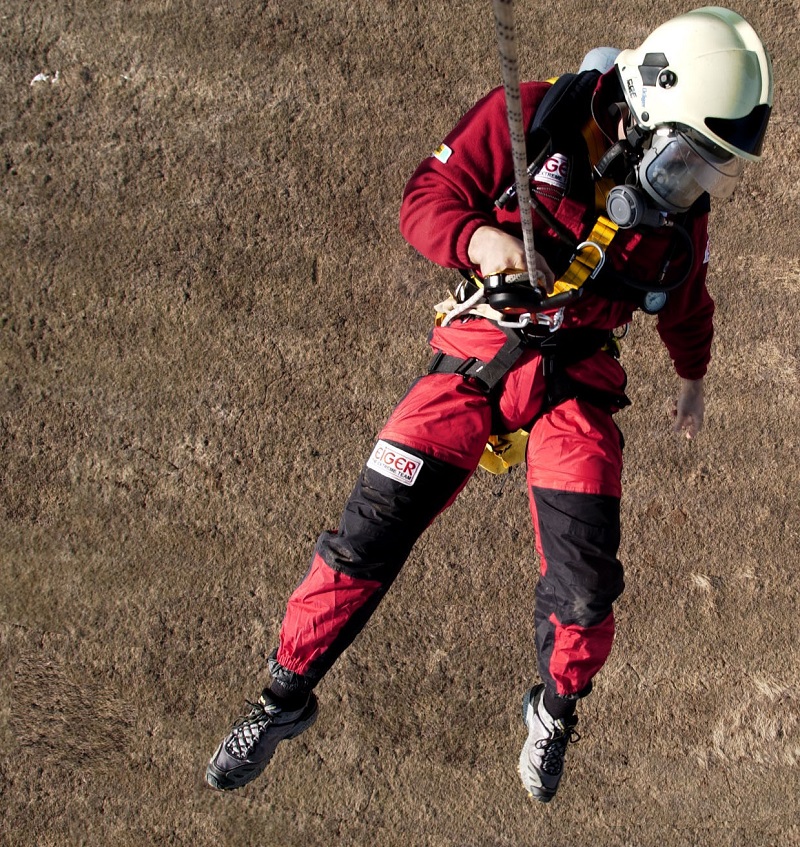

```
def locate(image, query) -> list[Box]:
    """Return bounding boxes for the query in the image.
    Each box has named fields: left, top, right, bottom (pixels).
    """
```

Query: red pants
left=273, top=320, right=626, bottom=700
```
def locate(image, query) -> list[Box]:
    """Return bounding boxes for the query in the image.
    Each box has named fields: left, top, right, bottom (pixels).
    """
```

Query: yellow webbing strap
left=551, top=215, right=619, bottom=295
left=547, top=116, right=622, bottom=295
left=581, top=116, right=618, bottom=212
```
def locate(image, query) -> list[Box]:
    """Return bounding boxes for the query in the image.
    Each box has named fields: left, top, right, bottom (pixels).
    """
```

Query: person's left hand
left=672, top=377, right=705, bottom=440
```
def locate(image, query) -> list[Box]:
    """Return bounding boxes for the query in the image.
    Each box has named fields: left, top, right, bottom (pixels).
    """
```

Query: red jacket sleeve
left=656, top=212, right=715, bottom=380
left=399, top=83, right=550, bottom=269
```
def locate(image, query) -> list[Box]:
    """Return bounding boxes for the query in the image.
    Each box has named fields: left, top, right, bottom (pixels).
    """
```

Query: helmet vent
left=638, top=53, right=669, bottom=86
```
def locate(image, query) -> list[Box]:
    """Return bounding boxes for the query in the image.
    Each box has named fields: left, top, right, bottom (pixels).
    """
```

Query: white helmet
left=614, top=7, right=773, bottom=162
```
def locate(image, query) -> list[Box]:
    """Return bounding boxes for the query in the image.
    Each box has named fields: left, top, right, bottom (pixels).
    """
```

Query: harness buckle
left=454, top=357, right=480, bottom=378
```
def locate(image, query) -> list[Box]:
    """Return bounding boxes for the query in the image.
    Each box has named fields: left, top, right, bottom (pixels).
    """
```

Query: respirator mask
left=604, top=124, right=744, bottom=228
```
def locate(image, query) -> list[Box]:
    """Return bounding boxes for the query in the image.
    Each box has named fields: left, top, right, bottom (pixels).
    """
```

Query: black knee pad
left=532, top=486, right=625, bottom=627
left=318, top=440, right=470, bottom=583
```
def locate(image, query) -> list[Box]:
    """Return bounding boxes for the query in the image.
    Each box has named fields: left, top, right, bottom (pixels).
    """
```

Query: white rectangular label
left=533, top=152, right=569, bottom=189
left=367, top=440, right=424, bottom=487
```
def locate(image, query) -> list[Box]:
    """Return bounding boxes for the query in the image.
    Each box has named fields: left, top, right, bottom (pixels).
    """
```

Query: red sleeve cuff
left=455, top=218, right=492, bottom=269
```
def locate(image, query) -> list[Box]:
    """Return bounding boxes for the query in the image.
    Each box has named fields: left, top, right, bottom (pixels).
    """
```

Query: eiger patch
left=533, top=153, right=569, bottom=190
left=367, top=440, right=424, bottom=487
left=432, top=143, right=453, bottom=164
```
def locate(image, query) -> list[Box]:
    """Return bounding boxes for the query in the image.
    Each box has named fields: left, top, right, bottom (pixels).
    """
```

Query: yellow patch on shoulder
left=432, top=143, right=453, bottom=164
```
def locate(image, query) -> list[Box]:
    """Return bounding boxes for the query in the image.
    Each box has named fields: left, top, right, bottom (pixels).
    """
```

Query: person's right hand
left=467, top=225, right=555, bottom=293
left=672, top=377, right=705, bottom=440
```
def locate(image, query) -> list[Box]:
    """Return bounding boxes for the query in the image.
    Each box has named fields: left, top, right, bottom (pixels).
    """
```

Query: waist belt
left=428, top=324, right=629, bottom=476
left=428, top=326, right=618, bottom=396
left=428, top=324, right=630, bottom=477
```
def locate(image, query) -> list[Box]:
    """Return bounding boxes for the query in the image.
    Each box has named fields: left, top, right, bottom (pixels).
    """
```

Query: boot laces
left=535, top=722, right=580, bottom=776
left=225, top=699, right=276, bottom=760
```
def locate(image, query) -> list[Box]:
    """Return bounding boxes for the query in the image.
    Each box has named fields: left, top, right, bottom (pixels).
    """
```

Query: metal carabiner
left=497, top=313, right=532, bottom=329
left=574, top=240, right=606, bottom=278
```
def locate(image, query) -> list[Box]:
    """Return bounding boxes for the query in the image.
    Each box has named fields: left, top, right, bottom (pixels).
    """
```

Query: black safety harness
left=428, top=320, right=630, bottom=434
left=426, top=71, right=687, bottom=425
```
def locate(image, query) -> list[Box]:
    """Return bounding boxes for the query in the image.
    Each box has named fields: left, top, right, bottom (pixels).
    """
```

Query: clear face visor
left=637, top=127, right=744, bottom=212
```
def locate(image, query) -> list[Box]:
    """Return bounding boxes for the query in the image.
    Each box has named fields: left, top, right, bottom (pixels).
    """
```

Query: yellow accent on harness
left=478, top=429, right=530, bottom=475
left=551, top=215, right=619, bottom=295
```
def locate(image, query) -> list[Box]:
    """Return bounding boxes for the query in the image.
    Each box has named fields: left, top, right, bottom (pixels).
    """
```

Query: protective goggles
left=637, top=127, right=744, bottom=212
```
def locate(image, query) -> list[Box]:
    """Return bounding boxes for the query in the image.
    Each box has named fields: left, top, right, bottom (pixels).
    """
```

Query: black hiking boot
left=205, top=690, right=318, bottom=791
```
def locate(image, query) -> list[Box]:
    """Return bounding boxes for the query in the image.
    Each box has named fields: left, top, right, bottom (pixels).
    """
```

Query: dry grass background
left=1, top=1, right=799, bottom=845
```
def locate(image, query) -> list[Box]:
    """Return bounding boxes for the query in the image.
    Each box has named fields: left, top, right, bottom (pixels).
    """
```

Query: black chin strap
left=593, top=140, right=628, bottom=180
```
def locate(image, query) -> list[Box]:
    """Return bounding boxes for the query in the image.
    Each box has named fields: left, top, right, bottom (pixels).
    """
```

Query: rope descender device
left=444, top=215, right=619, bottom=329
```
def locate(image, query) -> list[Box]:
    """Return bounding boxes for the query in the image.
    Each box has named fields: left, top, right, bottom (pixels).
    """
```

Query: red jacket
left=399, top=77, right=714, bottom=380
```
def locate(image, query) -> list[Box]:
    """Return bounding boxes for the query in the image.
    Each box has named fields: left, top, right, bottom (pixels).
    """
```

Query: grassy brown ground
left=1, top=1, right=799, bottom=845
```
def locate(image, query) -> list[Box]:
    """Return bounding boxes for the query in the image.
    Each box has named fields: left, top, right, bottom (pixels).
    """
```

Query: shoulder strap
left=526, top=71, right=601, bottom=156
left=499, top=71, right=602, bottom=211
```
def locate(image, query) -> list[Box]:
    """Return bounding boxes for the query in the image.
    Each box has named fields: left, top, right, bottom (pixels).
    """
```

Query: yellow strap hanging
left=478, top=429, right=530, bottom=475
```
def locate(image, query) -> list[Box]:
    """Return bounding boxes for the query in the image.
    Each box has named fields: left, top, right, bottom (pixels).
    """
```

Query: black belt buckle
left=427, top=350, right=446, bottom=374
left=455, top=357, right=479, bottom=378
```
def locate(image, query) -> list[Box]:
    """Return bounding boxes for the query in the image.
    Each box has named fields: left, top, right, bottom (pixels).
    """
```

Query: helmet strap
left=593, top=140, right=627, bottom=179
left=625, top=122, right=649, bottom=150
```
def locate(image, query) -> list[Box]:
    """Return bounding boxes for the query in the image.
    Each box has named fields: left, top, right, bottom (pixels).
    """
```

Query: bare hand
left=672, top=378, right=705, bottom=440
left=467, top=226, right=555, bottom=293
